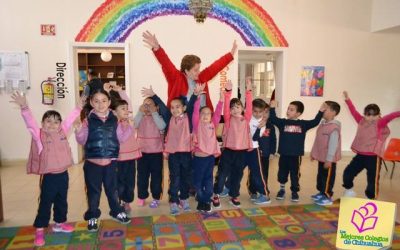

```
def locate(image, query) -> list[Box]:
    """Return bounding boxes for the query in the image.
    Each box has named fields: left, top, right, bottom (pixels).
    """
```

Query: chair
left=382, top=138, right=400, bottom=179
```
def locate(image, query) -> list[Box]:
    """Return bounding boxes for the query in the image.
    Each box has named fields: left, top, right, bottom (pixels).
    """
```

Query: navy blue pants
left=34, top=171, right=69, bottom=228
left=168, top=152, right=192, bottom=204
left=192, top=155, right=215, bottom=204
left=83, top=160, right=123, bottom=220
left=117, top=159, right=136, bottom=203
left=246, top=149, right=269, bottom=196
left=278, top=155, right=302, bottom=192
left=316, top=161, right=337, bottom=198
left=343, top=154, right=381, bottom=199
left=137, top=153, right=163, bottom=200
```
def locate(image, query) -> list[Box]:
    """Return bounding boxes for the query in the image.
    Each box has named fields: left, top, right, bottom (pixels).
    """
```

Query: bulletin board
left=0, top=51, right=30, bottom=93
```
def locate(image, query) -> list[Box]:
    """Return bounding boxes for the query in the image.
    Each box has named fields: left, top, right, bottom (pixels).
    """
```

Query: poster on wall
left=0, top=51, right=30, bottom=94
left=300, top=66, right=324, bottom=97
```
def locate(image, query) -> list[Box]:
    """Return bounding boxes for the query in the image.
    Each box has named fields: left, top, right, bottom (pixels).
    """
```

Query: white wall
left=371, top=0, right=400, bottom=32
left=1, top=0, right=399, bottom=163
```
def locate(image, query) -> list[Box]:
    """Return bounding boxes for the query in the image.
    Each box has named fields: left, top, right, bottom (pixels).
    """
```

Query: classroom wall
left=0, top=0, right=399, bottom=163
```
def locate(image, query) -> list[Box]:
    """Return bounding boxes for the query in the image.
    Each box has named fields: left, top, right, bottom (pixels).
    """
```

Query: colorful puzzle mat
left=1, top=202, right=399, bottom=249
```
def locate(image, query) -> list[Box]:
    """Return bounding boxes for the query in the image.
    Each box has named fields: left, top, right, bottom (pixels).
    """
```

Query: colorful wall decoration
left=300, top=66, right=325, bottom=97
left=75, top=0, right=288, bottom=47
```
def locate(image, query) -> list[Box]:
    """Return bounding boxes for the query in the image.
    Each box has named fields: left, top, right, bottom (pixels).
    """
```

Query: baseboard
left=0, top=159, right=27, bottom=167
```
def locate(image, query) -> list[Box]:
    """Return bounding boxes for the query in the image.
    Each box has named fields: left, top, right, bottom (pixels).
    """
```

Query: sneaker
left=204, top=203, right=212, bottom=213
left=315, top=196, right=333, bottom=206
left=149, top=199, right=160, bottom=208
left=180, top=199, right=191, bottom=212
left=250, top=193, right=259, bottom=201
left=170, top=203, right=180, bottom=215
left=197, top=202, right=206, bottom=212
left=229, top=197, right=241, bottom=208
left=123, top=202, right=132, bottom=213
left=34, top=229, right=45, bottom=247
left=53, top=223, right=74, bottom=233
left=291, top=192, right=299, bottom=202
left=343, top=189, right=356, bottom=197
left=220, top=186, right=229, bottom=198
left=276, top=189, right=285, bottom=200
left=87, top=218, right=99, bottom=232
left=212, top=195, right=221, bottom=208
left=254, top=194, right=271, bottom=205
left=112, top=212, right=131, bottom=224
left=137, top=199, right=145, bottom=207
left=311, top=192, right=324, bottom=201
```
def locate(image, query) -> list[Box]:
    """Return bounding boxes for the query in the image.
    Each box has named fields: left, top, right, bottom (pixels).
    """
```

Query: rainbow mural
left=75, top=0, right=288, bottom=47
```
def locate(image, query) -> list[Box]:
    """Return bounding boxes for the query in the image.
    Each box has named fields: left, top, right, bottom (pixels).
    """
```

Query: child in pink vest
left=342, top=91, right=400, bottom=199
left=310, top=101, right=341, bottom=206
left=192, top=85, right=223, bottom=213
left=10, top=91, right=82, bottom=247
left=212, top=79, right=253, bottom=209
left=112, top=87, right=142, bottom=214
left=134, top=87, right=166, bottom=209
left=75, top=89, right=132, bottom=232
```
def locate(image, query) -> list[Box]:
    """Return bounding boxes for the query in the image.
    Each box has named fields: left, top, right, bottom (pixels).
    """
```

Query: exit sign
left=41, top=24, right=56, bottom=36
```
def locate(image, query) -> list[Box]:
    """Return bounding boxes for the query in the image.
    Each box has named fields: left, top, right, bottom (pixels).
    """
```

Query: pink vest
left=193, top=121, right=221, bottom=156
left=137, top=116, right=164, bottom=153
left=118, top=121, right=142, bottom=161
left=311, top=122, right=341, bottom=163
left=351, top=119, right=390, bottom=156
left=27, top=129, right=73, bottom=175
left=164, top=114, right=191, bottom=153
left=224, top=116, right=252, bottom=150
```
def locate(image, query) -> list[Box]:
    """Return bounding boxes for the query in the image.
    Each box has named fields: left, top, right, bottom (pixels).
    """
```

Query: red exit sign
left=41, top=24, right=56, bottom=36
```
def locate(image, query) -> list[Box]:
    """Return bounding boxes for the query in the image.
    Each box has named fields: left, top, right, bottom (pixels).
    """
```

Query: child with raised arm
left=192, top=85, right=224, bottom=213
left=212, top=79, right=253, bottom=209
left=75, top=89, right=132, bottom=232
left=310, top=101, right=341, bottom=206
left=112, top=85, right=142, bottom=214
left=342, top=91, right=400, bottom=199
left=10, top=91, right=82, bottom=247
left=134, top=88, right=166, bottom=209
left=270, top=100, right=326, bottom=202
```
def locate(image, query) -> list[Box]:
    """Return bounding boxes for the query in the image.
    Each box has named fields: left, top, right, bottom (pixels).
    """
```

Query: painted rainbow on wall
left=75, top=0, right=288, bottom=47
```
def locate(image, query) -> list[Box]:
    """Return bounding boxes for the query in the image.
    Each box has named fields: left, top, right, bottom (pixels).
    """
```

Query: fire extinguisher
left=41, top=77, right=55, bottom=105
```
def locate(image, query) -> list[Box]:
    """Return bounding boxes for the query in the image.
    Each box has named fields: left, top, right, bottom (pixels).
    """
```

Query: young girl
left=192, top=85, right=223, bottom=213
left=142, top=86, right=197, bottom=215
left=212, top=80, right=253, bottom=208
left=75, top=89, right=131, bottom=232
left=342, top=91, right=400, bottom=199
left=112, top=86, right=142, bottom=214
left=10, top=91, right=81, bottom=247
left=135, top=88, right=166, bottom=208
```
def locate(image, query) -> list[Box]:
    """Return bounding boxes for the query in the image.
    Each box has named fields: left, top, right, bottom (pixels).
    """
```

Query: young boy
left=270, top=100, right=327, bottom=202
left=249, top=102, right=276, bottom=203
left=310, top=101, right=341, bottom=206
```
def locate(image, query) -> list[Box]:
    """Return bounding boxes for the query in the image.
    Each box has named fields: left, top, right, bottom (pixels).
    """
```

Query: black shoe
left=212, top=195, right=221, bottom=208
left=229, top=197, right=241, bottom=208
left=87, top=218, right=99, bottom=232
left=197, top=202, right=206, bottom=212
left=291, top=192, right=299, bottom=202
left=204, top=203, right=212, bottom=213
left=112, top=212, right=131, bottom=224
left=276, top=189, right=285, bottom=200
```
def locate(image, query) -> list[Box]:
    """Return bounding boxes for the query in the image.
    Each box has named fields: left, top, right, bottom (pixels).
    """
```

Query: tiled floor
left=0, top=155, right=399, bottom=227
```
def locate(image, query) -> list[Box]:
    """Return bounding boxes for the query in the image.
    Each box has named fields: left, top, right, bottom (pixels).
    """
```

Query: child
left=270, top=100, right=326, bottom=202
left=212, top=79, right=252, bottom=208
left=310, top=101, right=341, bottom=206
left=75, top=89, right=131, bottom=232
left=248, top=100, right=277, bottom=204
left=134, top=88, right=166, bottom=208
left=192, top=85, right=223, bottom=213
left=10, top=91, right=81, bottom=246
left=342, top=91, right=400, bottom=199
left=143, top=86, right=197, bottom=215
left=112, top=86, right=142, bottom=214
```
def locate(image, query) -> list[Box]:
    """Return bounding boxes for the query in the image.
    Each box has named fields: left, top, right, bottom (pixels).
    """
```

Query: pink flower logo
left=351, top=202, right=378, bottom=233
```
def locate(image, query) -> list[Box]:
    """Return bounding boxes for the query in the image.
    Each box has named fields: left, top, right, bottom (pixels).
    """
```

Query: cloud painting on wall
left=300, top=66, right=325, bottom=97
